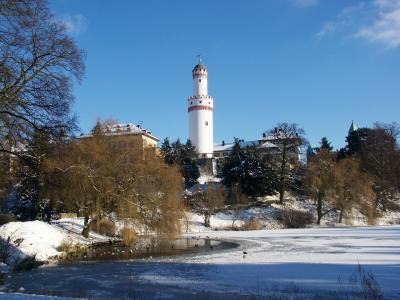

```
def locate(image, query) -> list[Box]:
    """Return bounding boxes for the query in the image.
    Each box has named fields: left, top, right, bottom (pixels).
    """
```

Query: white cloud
left=59, top=14, right=88, bottom=36
left=292, top=0, right=319, bottom=8
left=355, top=0, right=400, bottom=48
left=317, top=21, right=338, bottom=38
left=317, top=0, right=400, bottom=48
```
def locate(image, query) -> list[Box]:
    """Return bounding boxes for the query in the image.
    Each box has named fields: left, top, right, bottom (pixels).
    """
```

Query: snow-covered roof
left=81, top=123, right=159, bottom=141
left=213, top=140, right=278, bottom=152
left=260, top=141, right=279, bottom=149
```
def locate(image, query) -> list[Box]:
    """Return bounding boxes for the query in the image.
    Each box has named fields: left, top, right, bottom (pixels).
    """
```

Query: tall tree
left=0, top=0, right=84, bottom=158
left=359, top=124, right=400, bottom=211
left=48, top=121, right=184, bottom=237
left=304, top=149, right=336, bottom=224
left=334, top=158, right=375, bottom=223
left=316, top=137, right=333, bottom=152
left=160, top=138, right=199, bottom=188
left=266, top=123, right=305, bottom=203
left=222, top=140, right=277, bottom=198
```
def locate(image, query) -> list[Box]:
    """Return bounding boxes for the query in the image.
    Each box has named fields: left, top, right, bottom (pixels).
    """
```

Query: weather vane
left=197, top=54, right=202, bottom=64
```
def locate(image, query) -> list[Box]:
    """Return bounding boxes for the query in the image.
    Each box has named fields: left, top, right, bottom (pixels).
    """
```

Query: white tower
left=188, top=59, right=214, bottom=158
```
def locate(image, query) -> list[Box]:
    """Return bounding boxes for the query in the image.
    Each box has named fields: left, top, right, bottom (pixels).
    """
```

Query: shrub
left=120, top=227, right=137, bottom=246
left=91, top=218, right=116, bottom=237
left=240, top=218, right=264, bottom=231
left=0, top=236, right=15, bottom=263
left=280, top=209, right=313, bottom=228
left=13, top=255, right=43, bottom=272
left=350, top=264, right=382, bottom=300
left=0, top=213, right=16, bottom=226
left=56, top=240, right=87, bottom=260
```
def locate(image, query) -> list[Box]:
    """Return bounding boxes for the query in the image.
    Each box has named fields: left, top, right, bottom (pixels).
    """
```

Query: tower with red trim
left=188, top=60, right=214, bottom=158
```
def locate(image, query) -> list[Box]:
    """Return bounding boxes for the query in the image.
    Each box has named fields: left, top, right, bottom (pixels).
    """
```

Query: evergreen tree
left=316, top=137, right=333, bottom=152
left=160, top=138, right=200, bottom=188
left=222, top=140, right=277, bottom=198
left=161, top=138, right=174, bottom=165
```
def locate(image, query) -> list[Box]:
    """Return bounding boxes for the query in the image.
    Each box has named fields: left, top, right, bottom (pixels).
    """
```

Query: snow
left=1, top=219, right=399, bottom=298
left=0, top=221, right=66, bottom=263
left=0, top=219, right=110, bottom=264
left=150, top=226, right=400, bottom=299
left=0, top=293, right=82, bottom=299
left=197, top=173, right=221, bottom=184
left=0, top=199, right=399, bottom=298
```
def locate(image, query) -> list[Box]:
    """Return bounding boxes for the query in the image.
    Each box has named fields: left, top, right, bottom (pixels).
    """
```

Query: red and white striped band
left=188, top=105, right=213, bottom=112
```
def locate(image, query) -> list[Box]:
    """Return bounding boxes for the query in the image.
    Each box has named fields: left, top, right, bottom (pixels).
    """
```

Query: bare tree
left=188, top=185, right=225, bottom=227
left=334, top=158, right=375, bottom=223
left=0, top=0, right=84, bottom=157
left=266, top=123, right=305, bottom=203
left=47, top=121, right=183, bottom=238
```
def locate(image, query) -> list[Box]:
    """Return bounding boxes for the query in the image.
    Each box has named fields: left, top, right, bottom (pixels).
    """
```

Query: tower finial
left=197, top=54, right=202, bottom=64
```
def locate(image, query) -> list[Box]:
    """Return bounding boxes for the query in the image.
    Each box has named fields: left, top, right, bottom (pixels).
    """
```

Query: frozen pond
left=2, top=226, right=400, bottom=299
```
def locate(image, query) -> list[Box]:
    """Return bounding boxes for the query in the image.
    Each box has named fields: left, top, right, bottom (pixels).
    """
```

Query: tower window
left=199, top=79, right=201, bottom=83
left=200, top=101, right=202, bottom=103
left=191, top=102, right=193, bottom=104
left=205, top=121, right=208, bottom=126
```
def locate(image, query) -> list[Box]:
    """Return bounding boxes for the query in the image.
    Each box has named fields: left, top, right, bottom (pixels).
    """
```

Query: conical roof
left=348, top=121, right=358, bottom=134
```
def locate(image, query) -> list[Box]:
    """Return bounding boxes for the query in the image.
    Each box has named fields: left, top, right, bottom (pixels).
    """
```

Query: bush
left=240, top=218, right=264, bottom=231
left=0, top=236, right=16, bottom=263
left=120, top=227, right=137, bottom=246
left=0, top=213, right=16, bottom=226
left=13, top=255, right=43, bottom=272
left=57, top=240, right=87, bottom=260
left=280, top=209, right=313, bottom=228
left=350, top=264, right=382, bottom=300
left=91, top=218, right=116, bottom=237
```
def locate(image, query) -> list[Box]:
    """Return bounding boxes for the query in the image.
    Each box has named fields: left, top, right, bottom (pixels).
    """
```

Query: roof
left=348, top=121, right=358, bottom=134
left=213, top=140, right=278, bottom=152
left=81, top=123, right=159, bottom=142
left=193, top=63, right=207, bottom=71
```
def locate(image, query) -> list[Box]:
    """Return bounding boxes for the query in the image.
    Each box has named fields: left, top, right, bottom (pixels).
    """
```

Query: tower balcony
left=188, top=95, right=213, bottom=100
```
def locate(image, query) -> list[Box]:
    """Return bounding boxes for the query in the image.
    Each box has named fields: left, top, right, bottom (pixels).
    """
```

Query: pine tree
left=160, top=138, right=199, bottom=187
left=316, top=137, right=333, bottom=152
left=222, top=140, right=277, bottom=198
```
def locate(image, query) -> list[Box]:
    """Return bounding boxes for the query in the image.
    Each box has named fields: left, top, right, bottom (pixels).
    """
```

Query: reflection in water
left=67, top=238, right=238, bottom=262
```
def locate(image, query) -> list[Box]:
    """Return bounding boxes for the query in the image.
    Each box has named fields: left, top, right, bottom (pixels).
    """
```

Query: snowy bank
left=0, top=219, right=110, bottom=265
left=0, top=221, right=66, bottom=263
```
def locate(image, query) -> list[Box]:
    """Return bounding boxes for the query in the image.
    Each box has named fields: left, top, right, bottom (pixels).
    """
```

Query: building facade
left=80, top=123, right=159, bottom=149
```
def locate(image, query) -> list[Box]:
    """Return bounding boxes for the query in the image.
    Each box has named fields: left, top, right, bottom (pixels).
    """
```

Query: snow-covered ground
left=0, top=201, right=399, bottom=299
left=0, top=219, right=110, bottom=265
left=0, top=225, right=399, bottom=299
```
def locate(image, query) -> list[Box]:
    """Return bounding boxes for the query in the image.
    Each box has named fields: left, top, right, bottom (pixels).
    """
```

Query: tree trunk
left=317, top=196, right=322, bottom=225
left=279, top=148, right=287, bottom=204
left=84, top=214, right=89, bottom=226
left=339, top=211, right=343, bottom=223
left=279, top=183, right=285, bottom=204
left=204, top=212, right=210, bottom=227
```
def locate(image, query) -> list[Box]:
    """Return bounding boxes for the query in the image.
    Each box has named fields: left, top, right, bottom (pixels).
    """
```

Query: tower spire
left=197, top=54, right=202, bottom=64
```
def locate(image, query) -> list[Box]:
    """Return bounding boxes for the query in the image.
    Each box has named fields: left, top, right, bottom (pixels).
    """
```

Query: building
left=213, top=132, right=301, bottom=161
left=80, top=123, right=159, bottom=149
left=348, top=120, right=358, bottom=135
left=188, top=59, right=214, bottom=158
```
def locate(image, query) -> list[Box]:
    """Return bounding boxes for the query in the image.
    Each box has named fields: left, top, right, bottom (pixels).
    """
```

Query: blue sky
left=50, top=0, right=400, bottom=149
